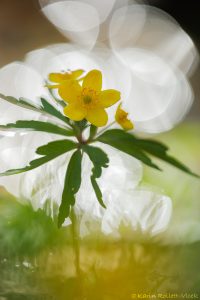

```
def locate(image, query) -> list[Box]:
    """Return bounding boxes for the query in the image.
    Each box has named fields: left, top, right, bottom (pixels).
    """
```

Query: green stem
left=96, top=121, right=116, bottom=138
left=70, top=207, right=81, bottom=278
left=87, top=125, right=98, bottom=143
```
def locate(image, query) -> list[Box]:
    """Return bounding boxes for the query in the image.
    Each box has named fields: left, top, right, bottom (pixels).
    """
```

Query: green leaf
left=40, top=98, right=70, bottom=125
left=36, top=139, right=77, bottom=156
left=97, top=129, right=161, bottom=171
left=83, top=145, right=109, bottom=208
left=0, top=93, right=71, bottom=127
left=131, top=137, right=169, bottom=153
left=0, top=155, right=57, bottom=176
left=0, top=120, right=74, bottom=137
left=98, top=129, right=199, bottom=177
left=119, top=131, right=199, bottom=177
left=0, top=139, right=77, bottom=176
left=18, top=97, right=40, bottom=109
left=0, top=93, right=42, bottom=113
left=137, top=141, right=199, bottom=178
left=58, top=150, right=82, bottom=227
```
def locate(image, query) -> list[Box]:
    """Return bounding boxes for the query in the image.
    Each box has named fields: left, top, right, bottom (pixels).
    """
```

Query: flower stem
left=96, top=121, right=116, bottom=137
left=70, top=207, right=81, bottom=278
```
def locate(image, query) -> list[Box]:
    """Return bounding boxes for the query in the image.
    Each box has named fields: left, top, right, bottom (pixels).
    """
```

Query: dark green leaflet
left=98, top=129, right=199, bottom=177
left=58, top=150, right=82, bottom=227
left=0, top=140, right=77, bottom=176
left=83, top=145, right=109, bottom=208
left=0, top=120, right=74, bottom=136
left=0, top=93, right=70, bottom=126
left=97, top=129, right=160, bottom=171
left=40, top=98, right=70, bottom=125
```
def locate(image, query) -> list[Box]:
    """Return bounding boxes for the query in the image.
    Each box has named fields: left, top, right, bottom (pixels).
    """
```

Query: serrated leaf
left=0, top=93, right=42, bottom=113
left=98, top=129, right=199, bottom=178
left=132, top=137, right=169, bottom=153
left=36, top=139, right=77, bottom=156
left=0, top=120, right=74, bottom=136
left=58, top=150, right=82, bottom=227
left=19, top=97, right=40, bottom=109
left=113, top=130, right=198, bottom=177
left=0, top=155, right=57, bottom=176
left=0, top=93, right=70, bottom=127
left=83, top=145, right=109, bottom=208
left=0, top=139, right=77, bottom=176
left=40, top=98, right=70, bottom=125
left=97, top=129, right=161, bottom=171
left=90, top=177, right=106, bottom=208
left=140, top=144, right=199, bottom=178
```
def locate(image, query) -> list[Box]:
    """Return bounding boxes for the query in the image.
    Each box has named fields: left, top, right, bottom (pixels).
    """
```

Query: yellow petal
left=49, top=73, right=70, bottom=83
left=58, top=80, right=81, bottom=103
left=86, top=108, right=108, bottom=127
left=49, top=69, right=84, bottom=83
left=63, top=104, right=86, bottom=121
left=71, top=69, right=84, bottom=79
left=99, top=89, right=121, bottom=108
left=45, top=84, right=60, bottom=89
left=83, top=70, right=102, bottom=91
left=115, top=104, right=134, bottom=131
left=115, top=103, right=125, bottom=121
left=120, top=119, right=134, bottom=131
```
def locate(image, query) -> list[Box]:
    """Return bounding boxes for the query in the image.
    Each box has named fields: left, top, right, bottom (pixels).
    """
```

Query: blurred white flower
left=38, top=0, right=199, bottom=133
left=77, top=144, right=172, bottom=238
left=0, top=133, right=172, bottom=238
left=39, top=0, right=129, bottom=48
left=0, top=41, right=197, bottom=133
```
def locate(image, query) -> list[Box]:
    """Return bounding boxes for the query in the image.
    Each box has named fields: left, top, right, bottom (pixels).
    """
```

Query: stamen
left=83, top=95, right=92, bottom=104
left=119, top=112, right=128, bottom=121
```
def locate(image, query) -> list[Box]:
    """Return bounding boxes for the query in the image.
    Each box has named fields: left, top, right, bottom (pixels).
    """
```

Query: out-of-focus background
left=0, top=1, right=200, bottom=299
left=0, top=0, right=199, bottom=119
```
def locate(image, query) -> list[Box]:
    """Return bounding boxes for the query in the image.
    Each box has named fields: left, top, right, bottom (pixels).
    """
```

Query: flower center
left=83, top=95, right=92, bottom=104
left=80, top=88, right=99, bottom=109
left=119, top=111, right=128, bottom=121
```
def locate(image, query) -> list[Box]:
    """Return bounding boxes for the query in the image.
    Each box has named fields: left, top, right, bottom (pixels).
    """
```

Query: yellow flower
left=115, top=104, right=134, bottom=131
left=59, top=70, right=121, bottom=127
left=47, top=69, right=84, bottom=88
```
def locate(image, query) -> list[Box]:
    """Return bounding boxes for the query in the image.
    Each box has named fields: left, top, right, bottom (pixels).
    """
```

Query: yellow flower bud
left=115, top=104, right=134, bottom=131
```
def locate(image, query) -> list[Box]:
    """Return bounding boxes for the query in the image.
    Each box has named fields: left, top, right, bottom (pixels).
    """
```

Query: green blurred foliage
left=0, top=189, right=71, bottom=258
left=142, top=122, right=200, bottom=244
